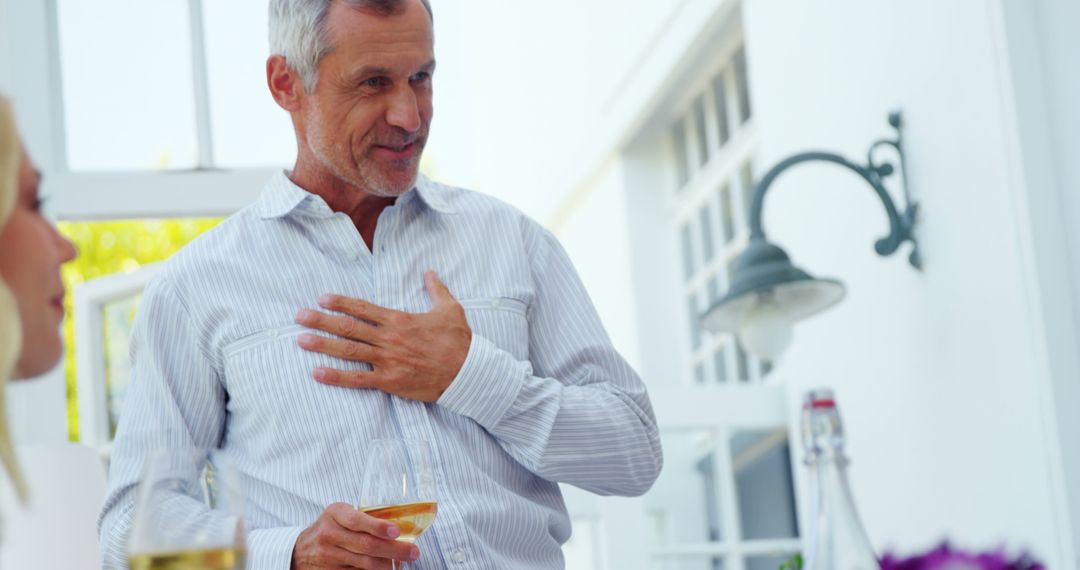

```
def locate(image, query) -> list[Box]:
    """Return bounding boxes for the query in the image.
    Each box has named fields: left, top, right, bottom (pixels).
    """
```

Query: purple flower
left=880, top=543, right=1044, bottom=570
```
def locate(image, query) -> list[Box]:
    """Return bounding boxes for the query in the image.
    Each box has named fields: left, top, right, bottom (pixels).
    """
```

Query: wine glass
left=127, top=448, right=246, bottom=570
left=358, top=438, right=438, bottom=569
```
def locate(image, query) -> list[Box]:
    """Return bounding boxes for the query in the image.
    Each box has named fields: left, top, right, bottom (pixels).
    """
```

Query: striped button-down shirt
left=98, top=173, right=663, bottom=569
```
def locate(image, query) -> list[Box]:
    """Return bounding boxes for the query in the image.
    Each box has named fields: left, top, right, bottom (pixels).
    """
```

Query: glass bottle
left=802, top=389, right=879, bottom=570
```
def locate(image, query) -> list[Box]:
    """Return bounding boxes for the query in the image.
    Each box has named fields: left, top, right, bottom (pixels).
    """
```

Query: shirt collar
left=409, top=174, right=457, bottom=215
left=255, top=171, right=455, bottom=219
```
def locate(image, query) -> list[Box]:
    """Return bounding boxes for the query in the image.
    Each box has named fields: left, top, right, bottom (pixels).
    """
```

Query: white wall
left=554, top=0, right=1078, bottom=567
left=552, top=0, right=735, bottom=391
left=426, top=0, right=680, bottom=221
left=741, top=0, right=1068, bottom=565
left=0, top=0, right=12, bottom=91
left=554, top=159, right=640, bottom=369
left=1, top=0, right=74, bottom=445
left=997, top=0, right=1080, bottom=558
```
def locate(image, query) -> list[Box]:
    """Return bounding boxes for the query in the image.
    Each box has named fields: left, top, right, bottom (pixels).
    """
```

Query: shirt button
left=452, top=550, right=466, bottom=563
left=491, top=299, right=502, bottom=309
left=266, top=329, right=278, bottom=339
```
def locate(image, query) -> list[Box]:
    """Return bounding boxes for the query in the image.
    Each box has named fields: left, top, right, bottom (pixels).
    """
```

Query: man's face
left=297, top=0, right=435, bottom=197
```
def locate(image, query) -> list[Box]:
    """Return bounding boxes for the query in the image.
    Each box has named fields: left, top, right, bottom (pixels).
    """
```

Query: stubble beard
left=307, top=120, right=426, bottom=199
left=354, top=144, right=424, bottom=198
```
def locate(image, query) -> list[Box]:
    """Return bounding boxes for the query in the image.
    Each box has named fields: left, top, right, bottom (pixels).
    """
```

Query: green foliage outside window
left=58, top=219, right=222, bottom=441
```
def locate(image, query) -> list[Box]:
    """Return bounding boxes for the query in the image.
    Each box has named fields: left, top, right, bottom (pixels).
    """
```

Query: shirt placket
left=374, top=202, right=478, bottom=570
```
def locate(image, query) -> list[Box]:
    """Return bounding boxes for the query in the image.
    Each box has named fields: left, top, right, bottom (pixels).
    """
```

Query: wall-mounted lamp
left=701, top=111, right=920, bottom=361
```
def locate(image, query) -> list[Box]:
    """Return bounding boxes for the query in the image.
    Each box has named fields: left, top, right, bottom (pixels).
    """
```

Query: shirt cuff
left=247, top=526, right=306, bottom=570
left=437, top=333, right=524, bottom=429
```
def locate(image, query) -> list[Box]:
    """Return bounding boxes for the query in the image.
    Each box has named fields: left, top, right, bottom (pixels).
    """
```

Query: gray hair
left=269, top=0, right=434, bottom=92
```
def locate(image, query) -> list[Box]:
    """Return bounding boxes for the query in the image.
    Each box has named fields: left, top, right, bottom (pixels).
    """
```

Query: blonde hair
left=0, top=97, right=28, bottom=500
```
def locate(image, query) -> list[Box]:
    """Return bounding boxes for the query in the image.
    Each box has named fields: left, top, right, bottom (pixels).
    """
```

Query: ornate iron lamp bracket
left=747, top=111, right=921, bottom=269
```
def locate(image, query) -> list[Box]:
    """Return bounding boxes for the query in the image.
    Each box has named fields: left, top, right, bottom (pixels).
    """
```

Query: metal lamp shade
left=701, top=238, right=847, bottom=333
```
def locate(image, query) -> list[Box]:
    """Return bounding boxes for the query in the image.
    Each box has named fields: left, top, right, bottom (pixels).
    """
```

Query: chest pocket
left=220, top=325, right=384, bottom=445
left=459, top=297, right=529, bottom=362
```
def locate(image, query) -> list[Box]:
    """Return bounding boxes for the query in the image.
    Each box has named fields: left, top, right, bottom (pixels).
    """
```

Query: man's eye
left=411, top=72, right=432, bottom=84
left=361, top=77, right=387, bottom=88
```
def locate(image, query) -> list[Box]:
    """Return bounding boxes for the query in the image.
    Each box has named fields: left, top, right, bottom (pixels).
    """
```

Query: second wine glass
left=127, top=447, right=246, bottom=570
left=358, top=438, right=438, bottom=568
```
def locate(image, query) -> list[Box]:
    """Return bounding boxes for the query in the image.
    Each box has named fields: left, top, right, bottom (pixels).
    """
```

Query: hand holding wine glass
left=127, top=448, right=246, bottom=570
left=359, top=439, right=438, bottom=568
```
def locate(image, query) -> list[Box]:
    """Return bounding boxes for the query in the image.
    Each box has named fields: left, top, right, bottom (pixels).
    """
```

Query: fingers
left=318, top=294, right=397, bottom=325
left=326, top=546, right=396, bottom=570
left=299, top=334, right=377, bottom=363
left=295, top=309, right=379, bottom=344
left=311, top=367, right=380, bottom=389
left=424, top=270, right=456, bottom=308
left=334, top=534, right=419, bottom=564
left=306, top=504, right=418, bottom=567
left=328, top=503, right=395, bottom=536
left=326, top=504, right=419, bottom=562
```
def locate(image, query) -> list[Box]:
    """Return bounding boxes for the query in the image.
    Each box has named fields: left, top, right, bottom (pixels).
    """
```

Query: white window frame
left=2, top=0, right=271, bottom=445
left=39, top=0, right=277, bottom=221
left=564, top=385, right=799, bottom=570
left=669, top=33, right=766, bottom=388
left=645, top=386, right=801, bottom=569
left=73, top=263, right=164, bottom=455
left=560, top=11, right=807, bottom=567
left=646, top=29, right=804, bottom=567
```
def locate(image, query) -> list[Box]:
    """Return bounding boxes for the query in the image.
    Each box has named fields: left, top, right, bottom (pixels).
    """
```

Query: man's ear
left=267, top=55, right=303, bottom=112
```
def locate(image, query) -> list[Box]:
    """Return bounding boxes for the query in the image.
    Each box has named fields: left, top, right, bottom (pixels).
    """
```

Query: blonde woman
left=0, top=96, right=78, bottom=499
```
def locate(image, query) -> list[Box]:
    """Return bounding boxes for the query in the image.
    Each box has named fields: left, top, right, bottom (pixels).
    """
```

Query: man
left=99, top=0, right=662, bottom=568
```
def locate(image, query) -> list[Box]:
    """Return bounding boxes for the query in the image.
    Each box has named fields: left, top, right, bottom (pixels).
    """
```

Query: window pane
left=203, top=0, right=297, bottom=168
left=688, top=294, right=702, bottom=350
left=681, top=222, right=696, bottom=280
left=718, top=184, right=735, bottom=244
left=699, top=203, right=716, bottom=265
left=644, top=429, right=723, bottom=548
left=740, top=160, right=756, bottom=218
left=713, top=346, right=728, bottom=384
left=731, top=430, right=799, bottom=540
left=693, top=96, right=710, bottom=168
left=673, top=121, right=690, bottom=188
left=707, top=275, right=722, bottom=304
left=57, top=0, right=198, bottom=171
left=726, top=257, right=739, bottom=290
left=102, top=294, right=141, bottom=438
left=59, top=218, right=223, bottom=440
left=748, top=555, right=797, bottom=570
left=736, top=342, right=750, bottom=382
left=734, top=48, right=752, bottom=124
left=712, top=73, right=731, bottom=146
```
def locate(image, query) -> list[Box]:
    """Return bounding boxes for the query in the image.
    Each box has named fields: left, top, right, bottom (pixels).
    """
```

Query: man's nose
left=386, top=86, right=421, bottom=133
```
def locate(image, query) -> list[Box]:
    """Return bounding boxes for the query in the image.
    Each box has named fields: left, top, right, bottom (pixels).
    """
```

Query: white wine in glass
left=360, top=501, right=438, bottom=543
left=127, top=448, right=247, bottom=570
left=359, top=439, right=438, bottom=566
left=128, top=547, right=244, bottom=570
